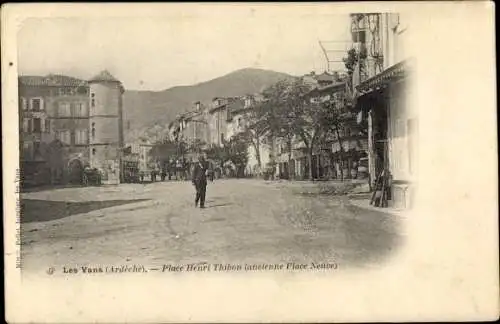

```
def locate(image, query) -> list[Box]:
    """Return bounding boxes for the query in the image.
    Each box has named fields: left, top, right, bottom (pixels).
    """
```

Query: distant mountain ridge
left=123, top=68, right=295, bottom=142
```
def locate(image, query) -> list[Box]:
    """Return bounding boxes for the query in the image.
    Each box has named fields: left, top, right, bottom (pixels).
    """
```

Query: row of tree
left=149, top=132, right=250, bottom=178
left=149, top=47, right=366, bottom=180
left=237, top=47, right=367, bottom=181
left=239, top=81, right=358, bottom=180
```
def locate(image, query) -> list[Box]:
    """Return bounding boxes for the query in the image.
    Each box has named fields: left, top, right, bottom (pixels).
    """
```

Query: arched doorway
left=48, top=140, right=64, bottom=185
left=68, top=159, right=84, bottom=185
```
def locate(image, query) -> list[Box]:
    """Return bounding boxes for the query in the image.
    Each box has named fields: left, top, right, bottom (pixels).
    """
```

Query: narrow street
left=21, top=180, right=403, bottom=274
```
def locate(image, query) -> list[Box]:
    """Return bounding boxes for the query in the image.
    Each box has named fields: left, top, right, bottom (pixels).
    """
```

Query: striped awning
left=356, top=59, right=413, bottom=94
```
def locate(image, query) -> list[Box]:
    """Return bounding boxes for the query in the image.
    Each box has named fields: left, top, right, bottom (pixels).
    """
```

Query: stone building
left=18, top=71, right=124, bottom=187
left=350, top=13, right=416, bottom=208
left=88, top=70, right=125, bottom=184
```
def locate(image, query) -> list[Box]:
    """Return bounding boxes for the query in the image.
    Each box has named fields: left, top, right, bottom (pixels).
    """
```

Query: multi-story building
left=125, top=139, right=154, bottom=173
left=274, top=71, right=364, bottom=181
left=181, top=101, right=210, bottom=147
left=350, top=12, right=415, bottom=208
left=225, top=94, right=272, bottom=176
left=207, top=97, right=234, bottom=147
left=167, top=94, right=273, bottom=177
left=88, top=70, right=125, bottom=184
left=18, top=70, right=124, bottom=187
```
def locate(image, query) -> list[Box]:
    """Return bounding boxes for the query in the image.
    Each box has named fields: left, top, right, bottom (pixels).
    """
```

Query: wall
left=388, top=78, right=417, bottom=183
left=89, top=82, right=123, bottom=184
left=19, top=85, right=91, bottom=185
left=246, top=138, right=271, bottom=175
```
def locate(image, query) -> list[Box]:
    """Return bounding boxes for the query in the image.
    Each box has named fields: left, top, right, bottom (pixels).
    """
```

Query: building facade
left=167, top=94, right=273, bottom=177
left=273, top=71, right=367, bottom=181
left=88, top=71, right=125, bottom=184
left=350, top=12, right=416, bottom=208
left=19, top=71, right=124, bottom=187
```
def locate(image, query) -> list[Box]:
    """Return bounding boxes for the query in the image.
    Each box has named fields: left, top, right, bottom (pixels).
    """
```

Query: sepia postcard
left=2, top=2, right=498, bottom=323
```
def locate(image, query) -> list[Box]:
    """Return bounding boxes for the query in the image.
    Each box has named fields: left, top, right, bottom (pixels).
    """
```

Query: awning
left=356, top=59, right=412, bottom=94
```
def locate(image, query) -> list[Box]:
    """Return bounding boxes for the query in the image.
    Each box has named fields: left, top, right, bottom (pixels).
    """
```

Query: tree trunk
left=255, top=137, right=261, bottom=168
left=339, top=159, right=344, bottom=181
left=335, top=126, right=345, bottom=182
left=347, top=157, right=352, bottom=180
left=287, top=137, right=292, bottom=180
left=307, top=147, right=313, bottom=181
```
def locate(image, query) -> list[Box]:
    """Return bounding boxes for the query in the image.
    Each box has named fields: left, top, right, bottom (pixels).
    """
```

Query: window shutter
left=40, top=118, right=45, bottom=132
left=40, top=98, right=44, bottom=110
left=23, top=119, right=29, bottom=133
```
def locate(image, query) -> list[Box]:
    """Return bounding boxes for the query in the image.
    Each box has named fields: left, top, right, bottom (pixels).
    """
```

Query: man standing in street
left=192, top=155, right=208, bottom=208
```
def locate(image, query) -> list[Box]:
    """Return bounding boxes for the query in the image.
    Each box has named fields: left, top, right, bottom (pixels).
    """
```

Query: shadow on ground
left=21, top=199, right=150, bottom=223
left=205, top=203, right=233, bottom=208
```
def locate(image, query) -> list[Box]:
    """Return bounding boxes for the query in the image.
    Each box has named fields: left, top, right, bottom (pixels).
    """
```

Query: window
left=45, top=119, right=50, bottom=133
left=77, top=87, right=88, bottom=95
left=395, top=119, right=406, bottom=137
left=22, top=118, right=30, bottom=133
left=31, top=98, right=42, bottom=111
left=91, top=122, right=96, bottom=139
left=75, top=129, right=88, bottom=145
left=407, top=118, right=417, bottom=175
left=74, top=102, right=87, bottom=117
left=57, top=130, right=71, bottom=145
left=33, top=118, right=41, bottom=133
left=57, top=88, right=74, bottom=96
left=33, top=142, right=41, bottom=157
left=23, top=142, right=32, bottom=160
left=220, top=133, right=225, bottom=143
left=92, top=148, right=96, bottom=155
left=91, top=93, right=95, bottom=107
left=58, top=102, right=71, bottom=117
left=20, top=97, right=27, bottom=111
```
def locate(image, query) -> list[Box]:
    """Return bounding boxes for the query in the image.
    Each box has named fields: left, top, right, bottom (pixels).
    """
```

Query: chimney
left=195, top=101, right=201, bottom=111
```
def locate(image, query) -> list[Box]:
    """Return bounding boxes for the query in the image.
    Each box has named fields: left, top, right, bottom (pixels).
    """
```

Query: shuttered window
left=75, top=129, right=88, bottom=145
left=58, top=102, right=71, bottom=117
left=57, top=130, right=71, bottom=145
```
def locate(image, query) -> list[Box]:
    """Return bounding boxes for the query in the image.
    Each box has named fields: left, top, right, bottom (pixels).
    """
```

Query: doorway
left=68, top=159, right=84, bottom=185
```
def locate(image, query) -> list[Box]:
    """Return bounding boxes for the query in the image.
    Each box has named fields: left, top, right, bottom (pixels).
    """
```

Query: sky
left=17, top=5, right=352, bottom=91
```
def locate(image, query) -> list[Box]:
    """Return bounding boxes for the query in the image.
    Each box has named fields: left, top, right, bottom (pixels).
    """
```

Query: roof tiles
left=19, top=74, right=88, bottom=87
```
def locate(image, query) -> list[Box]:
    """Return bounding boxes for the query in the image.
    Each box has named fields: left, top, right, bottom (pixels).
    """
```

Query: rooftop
left=88, top=70, right=121, bottom=83
left=315, top=72, right=338, bottom=82
left=19, top=74, right=88, bottom=87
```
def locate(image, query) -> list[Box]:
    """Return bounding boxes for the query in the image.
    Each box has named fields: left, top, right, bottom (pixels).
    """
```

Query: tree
left=279, top=79, right=327, bottom=181
left=241, top=105, right=268, bottom=170
left=225, top=132, right=249, bottom=177
left=150, top=138, right=178, bottom=165
left=205, top=144, right=228, bottom=170
left=343, top=46, right=368, bottom=77
left=188, top=138, right=206, bottom=155
left=318, top=100, right=350, bottom=181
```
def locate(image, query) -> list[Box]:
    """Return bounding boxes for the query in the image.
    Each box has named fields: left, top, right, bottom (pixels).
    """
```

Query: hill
left=123, top=68, right=294, bottom=142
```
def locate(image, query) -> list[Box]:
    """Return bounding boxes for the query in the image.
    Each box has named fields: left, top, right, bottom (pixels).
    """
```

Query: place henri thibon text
left=53, top=262, right=338, bottom=275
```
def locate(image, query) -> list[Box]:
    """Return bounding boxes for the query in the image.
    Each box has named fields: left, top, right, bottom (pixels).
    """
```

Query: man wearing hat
left=192, top=155, right=209, bottom=208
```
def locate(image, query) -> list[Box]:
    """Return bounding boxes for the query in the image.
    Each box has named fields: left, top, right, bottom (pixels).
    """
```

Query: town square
left=17, top=12, right=414, bottom=274
left=6, top=3, right=499, bottom=323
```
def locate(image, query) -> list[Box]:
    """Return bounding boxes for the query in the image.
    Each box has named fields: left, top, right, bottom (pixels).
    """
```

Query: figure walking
left=192, top=155, right=208, bottom=208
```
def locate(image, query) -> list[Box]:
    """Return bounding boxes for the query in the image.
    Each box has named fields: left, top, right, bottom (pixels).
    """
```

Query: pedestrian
left=161, top=163, right=167, bottom=181
left=192, top=155, right=208, bottom=208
